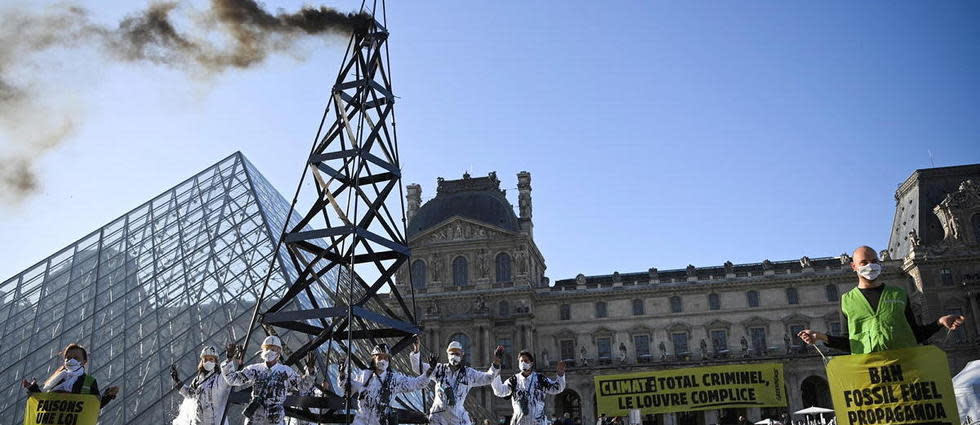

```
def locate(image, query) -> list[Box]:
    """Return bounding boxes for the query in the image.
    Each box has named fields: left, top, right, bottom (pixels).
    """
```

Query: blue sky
left=1, top=1, right=978, bottom=282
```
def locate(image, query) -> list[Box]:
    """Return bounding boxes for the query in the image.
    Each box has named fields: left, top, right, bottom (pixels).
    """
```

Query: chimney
left=406, top=183, right=422, bottom=223
left=517, top=171, right=533, bottom=237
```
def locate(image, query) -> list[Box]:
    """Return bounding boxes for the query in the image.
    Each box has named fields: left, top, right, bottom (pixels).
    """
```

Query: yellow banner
left=827, top=345, right=960, bottom=425
left=594, top=363, right=787, bottom=416
left=23, top=393, right=100, bottom=425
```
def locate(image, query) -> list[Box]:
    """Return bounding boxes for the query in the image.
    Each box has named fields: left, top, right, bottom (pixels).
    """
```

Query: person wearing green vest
left=21, top=343, right=119, bottom=407
left=798, top=246, right=965, bottom=354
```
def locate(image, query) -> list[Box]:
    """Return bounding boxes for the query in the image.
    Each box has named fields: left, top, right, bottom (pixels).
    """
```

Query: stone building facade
left=394, top=165, right=980, bottom=425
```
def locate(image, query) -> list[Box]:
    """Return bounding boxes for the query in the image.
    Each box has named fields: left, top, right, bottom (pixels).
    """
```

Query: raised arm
left=467, top=363, right=500, bottom=387
left=491, top=375, right=512, bottom=398
left=221, top=361, right=256, bottom=386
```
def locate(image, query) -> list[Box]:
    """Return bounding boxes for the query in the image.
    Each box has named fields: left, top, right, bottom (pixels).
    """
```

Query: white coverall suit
left=220, top=361, right=314, bottom=425
left=410, top=351, right=499, bottom=425
left=491, top=372, right=566, bottom=425
left=341, top=368, right=430, bottom=425
left=178, top=370, right=233, bottom=425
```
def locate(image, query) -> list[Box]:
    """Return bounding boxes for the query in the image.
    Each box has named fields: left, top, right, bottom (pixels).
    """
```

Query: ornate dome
left=407, top=173, right=520, bottom=237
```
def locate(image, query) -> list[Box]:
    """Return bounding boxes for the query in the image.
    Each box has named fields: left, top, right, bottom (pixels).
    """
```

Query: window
left=559, top=304, right=571, bottom=321
left=710, top=329, right=728, bottom=353
left=747, top=291, right=760, bottom=308
left=708, top=293, right=720, bottom=311
left=749, top=327, right=767, bottom=354
left=495, top=252, right=512, bottom=283
left=670, top=296, right=682, bottom=313
left=973, top=214, right=980, bottom=242
left=633, top=335, right=651, bottom=363
left=497, top=337, right=512, bottom=368
left=597, top=337, right=612, bottom=365
left=671, top=332, right=689, bottom=355
left=452, top=256, right=468, bottom=286
left=632, top=299, right=644, bottom=316
left=559, top=339, right=576, bottom=364
left=825, top=284, right=839, bottom=302
left=829, top=321, right=842, bottom=337
left=786, top=287, right=799, bottom=305
left=449, top=333, right=471, bottom=355
left=499, top=300, right=510, bottom=317
left=411, top=260, right=426, bottom=289
left=789, top=325, right=805, bottom=349
left=595, top=302, right=607, bottom=318
left=941, top=268, right=954, bottom=286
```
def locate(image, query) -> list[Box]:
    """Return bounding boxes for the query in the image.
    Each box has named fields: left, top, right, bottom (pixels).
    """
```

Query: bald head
left=852, top=246, right=877, bottom=262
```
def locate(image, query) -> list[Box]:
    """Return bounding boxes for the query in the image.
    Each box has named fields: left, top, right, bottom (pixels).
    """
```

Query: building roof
left=408, top=172, right=520, bottom=237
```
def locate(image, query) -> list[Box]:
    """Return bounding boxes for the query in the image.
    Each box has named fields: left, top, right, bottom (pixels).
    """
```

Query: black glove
left=306, top=351, right=317, bottom=374
left=426, top=354, right=438, bottom=371
left=170, top=364, right=180, bottom=387
left=494, top=346, right=505, bottom=359
left=226, top=343, right=239, bottom=361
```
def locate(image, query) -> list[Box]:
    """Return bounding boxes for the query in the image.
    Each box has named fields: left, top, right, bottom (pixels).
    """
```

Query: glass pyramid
left=0, top=152, right=332, bottom=423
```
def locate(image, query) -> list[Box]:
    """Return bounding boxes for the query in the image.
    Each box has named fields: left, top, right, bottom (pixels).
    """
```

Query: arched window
left=453, top=256, right=468, bottom=286
left=495, top=252, right=512, bottom=283
left=825, top=284, right=839, bottom=302
left=448, top=333, right=470, bottom=355
left=499, top=300, right=510, bottom=317
left=632, top=299, right=644, bottom=316
left=411, top=260, right=426, bottom=289
left=670, top=296, right=683, bottom=313
left=708, top=293, right=720, bottom=311
left=786, top=287, right=799, bottom=305
left=746, top=290, right=760, bottom=308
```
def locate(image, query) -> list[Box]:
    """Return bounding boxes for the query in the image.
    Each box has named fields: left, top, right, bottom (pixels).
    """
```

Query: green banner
left=594, top=363, right=787, bottom=416
left=827, top=345, right=960, bottom=425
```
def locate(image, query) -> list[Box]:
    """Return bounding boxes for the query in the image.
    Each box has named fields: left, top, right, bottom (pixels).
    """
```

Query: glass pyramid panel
left=0, top=152, right=327, bottom=423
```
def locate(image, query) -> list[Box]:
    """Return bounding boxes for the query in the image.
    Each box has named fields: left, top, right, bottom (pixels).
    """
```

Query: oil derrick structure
left=240, top=6, right=425, bottom=423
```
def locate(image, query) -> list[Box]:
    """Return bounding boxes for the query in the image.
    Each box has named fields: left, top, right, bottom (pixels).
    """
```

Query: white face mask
left=261, top=350, right=279, bottom=362
left=857, top=263, right=882, bottom=281
left=519, top=361, right=532, bottom=371
left=64, top=358, right=82, bottom=372
left=203, top=361, right=216, bottom=372
left=448, top=354, right=462, bottom=366
left=376, top=360, right=389, bottom=371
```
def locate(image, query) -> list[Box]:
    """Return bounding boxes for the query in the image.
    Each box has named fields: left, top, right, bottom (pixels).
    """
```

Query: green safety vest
left=841, top=285, right=917, bottom=354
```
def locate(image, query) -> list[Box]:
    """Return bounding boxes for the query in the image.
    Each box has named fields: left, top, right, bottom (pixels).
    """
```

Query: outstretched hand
left=938, top=315, right=965, bottom=331
left=556, top=361, right=566, bottom=377
left=796, top=330, right=827, bottom=345
left=412, top=335, right=421, bottom=354
left=225, top=342, right=238, bottom=360
left=306, top=351, right=317, bottom=374
left=170, top=364, right=180, bottom=388
left=493, top=345, right=505, bottom=367
left=426, top=354, right=438, bottom=373
left=104, top=386, right=120, bottom=398
left=21, top=378, right=36, bottom=389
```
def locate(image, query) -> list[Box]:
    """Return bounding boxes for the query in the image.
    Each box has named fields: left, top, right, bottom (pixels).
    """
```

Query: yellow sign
left=594, top=363, right=786, bottom=416
left=827, top=345, right=960, bottom=425
left=23, top=393, right=100, bottom=425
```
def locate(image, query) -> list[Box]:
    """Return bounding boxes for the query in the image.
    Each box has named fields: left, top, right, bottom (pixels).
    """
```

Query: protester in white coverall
left=171, top=345, right=233, bottom=425
left=492, top=351, right=566, bottom=425
left=221, top=336, right=316, bottom=425
left=340, top=343, right=436, bottom=425
left=410, top=338, right=504, bottom=425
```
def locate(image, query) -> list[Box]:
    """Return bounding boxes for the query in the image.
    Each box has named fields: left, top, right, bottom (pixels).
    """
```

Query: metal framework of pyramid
left=0, top=152, right=330, bottom=424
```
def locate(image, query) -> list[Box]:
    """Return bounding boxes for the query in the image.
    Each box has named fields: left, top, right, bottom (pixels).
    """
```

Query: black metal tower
left=236, top=3, right=424, bottom=422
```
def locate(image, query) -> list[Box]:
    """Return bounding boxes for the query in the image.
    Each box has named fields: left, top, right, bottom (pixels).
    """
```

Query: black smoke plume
left=0, top=1, right=370, bottom=203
